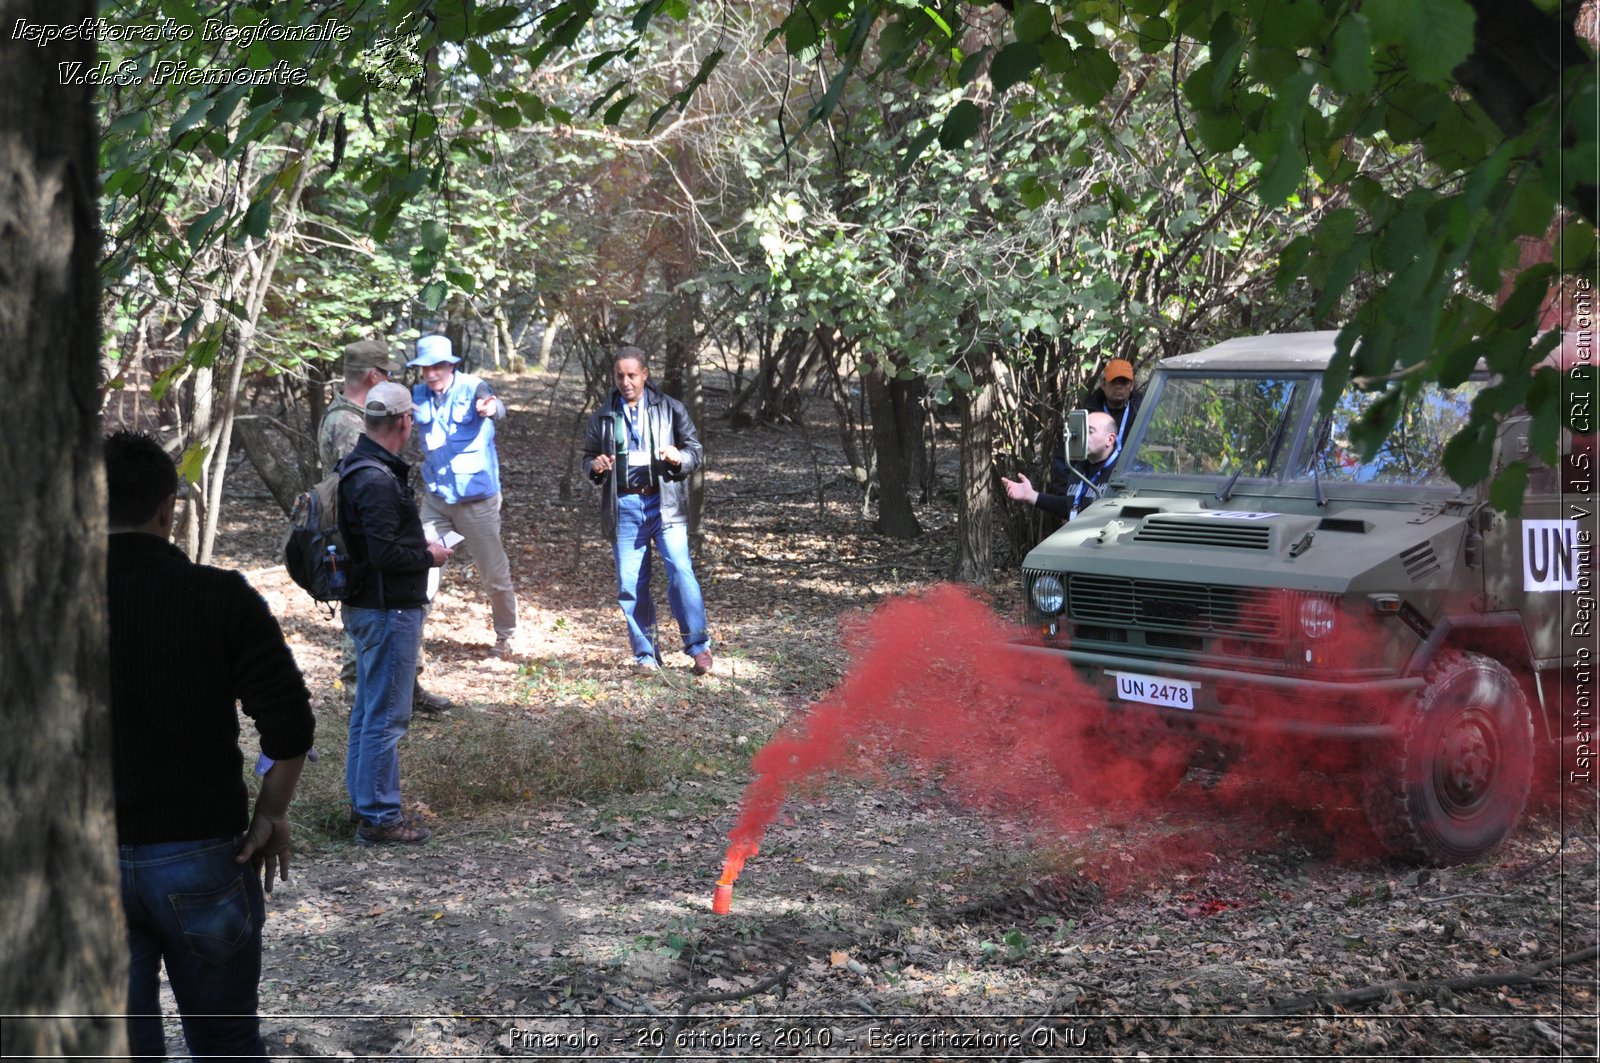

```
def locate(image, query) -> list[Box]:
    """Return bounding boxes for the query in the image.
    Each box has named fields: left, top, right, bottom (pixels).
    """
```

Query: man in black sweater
left=106, top=431, right=315, bottom=1061
left=339, top=382, right=452, bottom=845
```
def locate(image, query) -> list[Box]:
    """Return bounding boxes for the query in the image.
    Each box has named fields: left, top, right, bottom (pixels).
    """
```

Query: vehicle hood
left=1022, top=498, right=1470, bottom=593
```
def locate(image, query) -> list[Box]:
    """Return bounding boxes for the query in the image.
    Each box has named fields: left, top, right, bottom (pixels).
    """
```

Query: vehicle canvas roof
left=1159, top=331, right=1343, bottom=373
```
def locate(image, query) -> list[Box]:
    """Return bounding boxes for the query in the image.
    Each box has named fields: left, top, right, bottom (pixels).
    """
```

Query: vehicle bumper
left=1008, top=642, right=1420, bottom=741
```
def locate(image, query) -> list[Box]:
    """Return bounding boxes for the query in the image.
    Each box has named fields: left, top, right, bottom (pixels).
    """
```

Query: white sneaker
left=634, top=655, right=659, bottom=672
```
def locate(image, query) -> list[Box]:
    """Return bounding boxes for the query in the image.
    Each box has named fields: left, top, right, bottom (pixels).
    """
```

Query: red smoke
left=717, top=582, right=1540, bottom=898
left=716, top=585, right=1110, bottom=894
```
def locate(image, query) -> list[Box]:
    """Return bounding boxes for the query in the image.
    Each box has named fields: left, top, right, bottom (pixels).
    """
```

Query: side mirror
left=1064, top=409, right=1089, bottom=463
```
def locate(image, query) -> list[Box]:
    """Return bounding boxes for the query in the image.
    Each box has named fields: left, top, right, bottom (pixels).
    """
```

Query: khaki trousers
left=420, top=491, right=519, bottom=640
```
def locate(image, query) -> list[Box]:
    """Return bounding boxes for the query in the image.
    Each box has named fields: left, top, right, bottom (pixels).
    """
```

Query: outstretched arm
left=474, top=381, right=506, bottom=419
left=1001, top=472, right=1039, bottom=505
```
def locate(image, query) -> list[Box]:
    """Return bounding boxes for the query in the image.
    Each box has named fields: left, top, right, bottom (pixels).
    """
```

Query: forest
left=87, top=0, right=1596, bottom=567
left=1, top=0, right=1596, bottom=1058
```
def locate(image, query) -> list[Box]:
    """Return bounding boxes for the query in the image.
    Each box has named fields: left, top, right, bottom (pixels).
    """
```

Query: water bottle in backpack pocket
left=283, top=459, right=384, bottom=608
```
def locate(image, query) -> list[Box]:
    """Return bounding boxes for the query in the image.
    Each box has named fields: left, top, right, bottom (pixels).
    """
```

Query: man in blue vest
left=408, top=335, right=520, bottom=658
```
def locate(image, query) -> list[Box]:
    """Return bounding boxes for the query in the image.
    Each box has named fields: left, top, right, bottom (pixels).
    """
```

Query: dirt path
left=207, top=361, right=1596, bottom=1059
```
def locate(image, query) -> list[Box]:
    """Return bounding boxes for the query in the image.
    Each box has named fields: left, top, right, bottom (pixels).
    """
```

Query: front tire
left=1362, top=652, right=1533, bottom=866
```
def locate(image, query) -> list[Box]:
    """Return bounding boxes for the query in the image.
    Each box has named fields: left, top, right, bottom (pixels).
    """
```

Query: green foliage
left=95, top=0, right=1596, bottom=550
left=764, top=0, right=1597, bottom=497
left=741, top=46, right=1314, bottom=438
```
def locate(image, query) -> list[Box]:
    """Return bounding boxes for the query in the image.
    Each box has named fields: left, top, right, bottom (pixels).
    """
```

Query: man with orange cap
left=1086, top=358, right=1141, bottom=466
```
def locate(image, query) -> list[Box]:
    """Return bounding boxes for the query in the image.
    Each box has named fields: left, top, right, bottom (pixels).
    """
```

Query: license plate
left=1109, top=671, right=1197, bottom=710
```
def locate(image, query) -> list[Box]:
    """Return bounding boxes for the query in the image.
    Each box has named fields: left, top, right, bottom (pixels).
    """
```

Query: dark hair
left=614, top=346, right=649, bottom=371
left=363, top=411, right=407, bottom=433
left=104, top=431, right=179, bottom=528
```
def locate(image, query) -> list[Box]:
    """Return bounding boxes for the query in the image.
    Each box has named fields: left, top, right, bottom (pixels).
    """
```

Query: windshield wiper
left=1306, top=412, right=1330, bottom=508
left=1216, top=389, right=1294, bottom=503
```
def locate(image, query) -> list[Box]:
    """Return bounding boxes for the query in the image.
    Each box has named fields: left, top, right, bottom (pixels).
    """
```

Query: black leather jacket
left=338, top=434, right=433, bottom=608
left=581, top=384, right=703, bottom=543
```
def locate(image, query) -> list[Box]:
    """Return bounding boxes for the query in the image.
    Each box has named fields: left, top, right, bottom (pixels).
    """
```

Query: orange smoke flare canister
left=710, top=841, right=759, bottom=915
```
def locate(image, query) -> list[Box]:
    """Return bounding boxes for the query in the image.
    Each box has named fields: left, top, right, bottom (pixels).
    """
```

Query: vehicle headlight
left=1299, top=596, right=1337, bottom=640
left=1031, top=573, right=1065, bottom=616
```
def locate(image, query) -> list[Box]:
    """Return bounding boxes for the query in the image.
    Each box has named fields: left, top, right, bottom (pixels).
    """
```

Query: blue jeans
left=613, top=492, right=710, bottom=660
left=345, top=606, right=422, bottom=826
left=120, top=836, right=266, bottom=1061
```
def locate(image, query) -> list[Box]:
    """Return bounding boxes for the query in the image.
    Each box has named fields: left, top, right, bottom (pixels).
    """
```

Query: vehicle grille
left=1066, top=575, right=1285, bottom=637
left=1133, top=515, right=1272, bottom=550
left=1146, top=630, right=1206, bottom=651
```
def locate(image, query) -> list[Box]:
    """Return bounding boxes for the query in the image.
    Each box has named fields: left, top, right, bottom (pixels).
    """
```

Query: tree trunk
left=496, top=308, right=522, bottom=372
left=539, top=309, right=564, bottom=365
left=303, top=358, right=329, bottom=474
left=446, top=319, right=469, bottom=371
left=664, top=261, right=705, bottom=541
left=198, top=141, right=312, bottom=562
left=1455, top=0, right=1598, bottom=224
left=816, top=329, right=868, bottom=488
left=951, top=357, right=999, bottom=582
left=895, top=374, right=928, bottom=501
left=233, top=417, right=307, bottom=514
left=863, top=364, right=923, bottom=538
left=0, top=3, right=126, bottom=1055
left=198, top=323, right=253, bottom=563
left=181, top=363, right=213, bottom=557
left=662, top=143, right=704, bottom=542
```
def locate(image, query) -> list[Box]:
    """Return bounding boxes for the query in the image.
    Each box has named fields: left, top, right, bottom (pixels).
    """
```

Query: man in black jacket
left=1001, top=411, right=1119, bottom=522
left=338, top=382, right=452, bottom=845
left=1085, top=357, right=1141, bottom=466
left=106, top=431, right=315, bottom=1061
left=581, top=348, right=714, bottom=674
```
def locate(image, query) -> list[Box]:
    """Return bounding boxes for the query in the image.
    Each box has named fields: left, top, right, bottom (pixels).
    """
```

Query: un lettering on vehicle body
left=1523, top=519, right=1581, bottom=591
left=1191, top=510, right=1280, bottom=520
left=1109, top=670, right=1197, bottom=710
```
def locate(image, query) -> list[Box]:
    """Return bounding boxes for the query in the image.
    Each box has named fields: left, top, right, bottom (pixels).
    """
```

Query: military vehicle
left=1016, top=332, right=1588, bottom=865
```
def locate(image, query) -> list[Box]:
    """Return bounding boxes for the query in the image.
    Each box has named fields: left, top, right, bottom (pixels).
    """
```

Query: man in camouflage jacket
left=318, top=339, right=401, bottom=473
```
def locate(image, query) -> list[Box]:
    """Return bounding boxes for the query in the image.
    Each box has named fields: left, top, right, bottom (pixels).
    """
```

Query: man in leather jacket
left=581, top=348, right=714, bottom=675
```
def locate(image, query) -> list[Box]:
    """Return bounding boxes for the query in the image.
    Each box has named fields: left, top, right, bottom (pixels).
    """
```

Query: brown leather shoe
left=691, top=651, right=714, bottom=676
left=356, top=819, right=432, bottom=846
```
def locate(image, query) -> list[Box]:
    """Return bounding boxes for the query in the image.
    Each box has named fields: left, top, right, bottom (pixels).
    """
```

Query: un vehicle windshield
left=1294, top=381, right=1485, bottom=486
left=1126, top=375, right=1308, bottom=480
left=1122, top=371, right=1485, bottom=491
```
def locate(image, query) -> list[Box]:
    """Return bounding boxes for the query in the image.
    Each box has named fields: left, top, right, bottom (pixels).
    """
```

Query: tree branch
left=1271, top=944, right=1598, bottom=1014
left=658, top=965, right=794, bottom=1057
